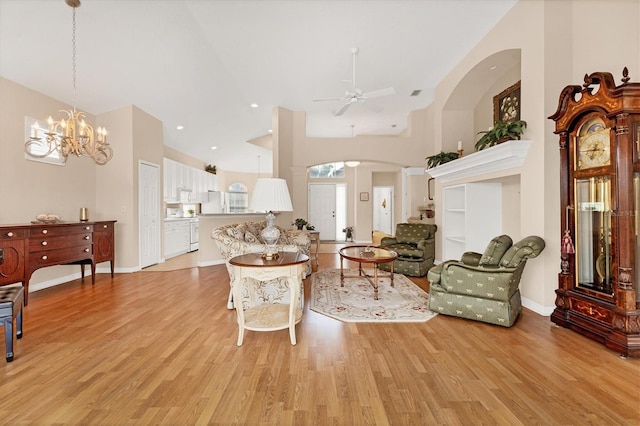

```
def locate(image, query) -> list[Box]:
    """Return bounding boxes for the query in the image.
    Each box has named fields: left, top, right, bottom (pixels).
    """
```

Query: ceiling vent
left=410, top=89, right=422, bottom=97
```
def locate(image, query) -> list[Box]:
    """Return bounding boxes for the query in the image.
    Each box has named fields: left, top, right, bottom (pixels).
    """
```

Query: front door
left=139, top=161, right=161, bottom=268
left=308, top=183, right=337, bottom=241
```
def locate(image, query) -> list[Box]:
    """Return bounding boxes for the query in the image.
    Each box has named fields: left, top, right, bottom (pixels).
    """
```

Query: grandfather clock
left=549, top=68, right=640, bottom=358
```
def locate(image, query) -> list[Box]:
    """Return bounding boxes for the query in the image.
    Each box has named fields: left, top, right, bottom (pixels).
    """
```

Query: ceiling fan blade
left=313, top=97, right=344, bottom=102
left=363, top=87, right=396, bottom=99
left=334, top=102, right=352, bottom=116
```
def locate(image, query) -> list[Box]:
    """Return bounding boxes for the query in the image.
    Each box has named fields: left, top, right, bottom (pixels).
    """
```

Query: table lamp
left=249, top=178, right=293, bottom=259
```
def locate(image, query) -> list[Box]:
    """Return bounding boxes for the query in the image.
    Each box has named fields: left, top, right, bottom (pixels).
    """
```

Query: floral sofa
left=427, top=235, right=545, bottom=327
left=211, top=221, right=311, bottom=309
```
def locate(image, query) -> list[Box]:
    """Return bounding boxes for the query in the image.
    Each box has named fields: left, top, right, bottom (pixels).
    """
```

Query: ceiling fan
left=313, top=47, right=396, bottom=116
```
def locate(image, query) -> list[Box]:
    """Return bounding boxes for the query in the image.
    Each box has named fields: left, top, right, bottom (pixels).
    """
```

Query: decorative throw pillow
left=479, top=235, right=513, bottom=266
left=227, top=225, right=245, bottom=241
left=246, top=222, right=262, bottom=238
left=244, top=231, right=259, bottom=244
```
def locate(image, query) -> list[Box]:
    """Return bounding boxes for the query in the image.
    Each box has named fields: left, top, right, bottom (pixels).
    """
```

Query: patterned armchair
left=211, top=221, right=311, bottom=309
left=427, top=235, right=545, bottom=327
left=377, top=223, right=437, bottom=277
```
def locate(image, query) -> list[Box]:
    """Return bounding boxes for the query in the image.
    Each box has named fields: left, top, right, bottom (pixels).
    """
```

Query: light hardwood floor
left=0, top=253, right=638, bottom=425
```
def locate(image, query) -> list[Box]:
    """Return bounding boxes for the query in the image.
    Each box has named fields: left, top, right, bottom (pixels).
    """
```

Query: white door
left=309, top=184, right=337, bottom=241
left=139, top=161, right=161, bottom=268
left=373, top=186, right=394, bottom=235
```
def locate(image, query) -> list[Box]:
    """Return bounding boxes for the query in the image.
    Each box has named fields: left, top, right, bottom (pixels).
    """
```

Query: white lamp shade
left=249, top=178, right=293, bottom=212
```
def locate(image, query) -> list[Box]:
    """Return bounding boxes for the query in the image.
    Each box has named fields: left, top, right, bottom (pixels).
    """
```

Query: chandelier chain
left=24, top=0, right=113, bottom=165
left=72, top=6, right=77, bottom=110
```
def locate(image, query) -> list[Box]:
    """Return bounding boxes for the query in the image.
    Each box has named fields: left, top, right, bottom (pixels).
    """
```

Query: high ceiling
left=0, top=0, right=517, bottom=173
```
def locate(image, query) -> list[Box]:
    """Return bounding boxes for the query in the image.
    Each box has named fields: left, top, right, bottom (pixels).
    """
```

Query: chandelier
left=25, top=0, right=112, bottom=165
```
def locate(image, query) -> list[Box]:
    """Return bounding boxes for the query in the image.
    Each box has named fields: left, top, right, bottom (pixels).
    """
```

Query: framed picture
left=359, top=192, right=369, bottom=201
left=493, top=80, right=521, bottom=123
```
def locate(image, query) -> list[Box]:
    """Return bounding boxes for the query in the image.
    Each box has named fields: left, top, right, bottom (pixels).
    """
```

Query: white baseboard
left=28, top=273, right=85, bottom=292
left=29, top=266, right=140, bottom=293
left=522, top=297, right=554, bottom=316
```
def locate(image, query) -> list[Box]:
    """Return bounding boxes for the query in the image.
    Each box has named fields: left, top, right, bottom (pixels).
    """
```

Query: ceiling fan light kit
left=313, top=47, right=396, bottom=116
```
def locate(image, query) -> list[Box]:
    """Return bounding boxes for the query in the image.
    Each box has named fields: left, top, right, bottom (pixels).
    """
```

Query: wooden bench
left=0, top=286, right=24, bottom=362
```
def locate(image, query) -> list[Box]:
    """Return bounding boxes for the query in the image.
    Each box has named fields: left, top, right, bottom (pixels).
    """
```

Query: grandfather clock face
left=576, top=117, right=611, bottom=170
left=573, top=116, right=613, bottom=294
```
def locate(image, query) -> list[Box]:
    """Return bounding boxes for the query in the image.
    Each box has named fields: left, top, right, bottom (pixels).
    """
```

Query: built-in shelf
left=442, top=183, right=502, bottom=260
left=426, top=139, right=532, bottom=182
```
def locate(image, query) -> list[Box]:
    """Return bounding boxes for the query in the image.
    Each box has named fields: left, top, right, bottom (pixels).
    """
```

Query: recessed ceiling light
left=268, top=129, right=272, bottom=133
left=211, top=146, right=217, bottom=150
left=489, top=65, right=497, bottom=70
left=176, top=125, right=184, bottom=130
left=250, top=103, right=259, bottom=108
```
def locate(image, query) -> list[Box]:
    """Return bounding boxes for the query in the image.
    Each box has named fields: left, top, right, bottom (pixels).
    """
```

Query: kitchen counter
left=164, top=217, right=196, bottom=221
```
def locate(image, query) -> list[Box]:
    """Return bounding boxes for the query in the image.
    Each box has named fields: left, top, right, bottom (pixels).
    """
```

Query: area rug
left=310, top=269, right=438, bottom=323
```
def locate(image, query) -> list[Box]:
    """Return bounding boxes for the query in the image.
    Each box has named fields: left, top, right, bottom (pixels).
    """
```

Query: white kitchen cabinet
left=163, top=158, right=220, bottom=202
left=442, top=183, right=502, bottom=261
left=164, top=219, right=190, bottom=259
left=207, top=172, right=218, bottom=191
left=163, top=158, right=178, bottom=202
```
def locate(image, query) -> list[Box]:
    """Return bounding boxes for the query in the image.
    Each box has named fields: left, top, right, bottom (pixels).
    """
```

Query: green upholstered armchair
left=377, top=223, right=437, bottom=277
left=427, top=235, right=545, bottom=327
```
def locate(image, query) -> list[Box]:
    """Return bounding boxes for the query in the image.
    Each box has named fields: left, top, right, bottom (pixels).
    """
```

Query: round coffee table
left=338, top=245, right=398, bottom=300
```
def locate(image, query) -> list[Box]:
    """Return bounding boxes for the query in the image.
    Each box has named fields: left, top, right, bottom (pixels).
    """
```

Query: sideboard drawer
left=29, top=225, right=93, bottom=237
left=0, top=228, right=27, bottom=240
left=29, top=244, right=92, bottom=268
left=29, top=233, right=93, bottom=253
left=94, top=222, right=114, bottom=232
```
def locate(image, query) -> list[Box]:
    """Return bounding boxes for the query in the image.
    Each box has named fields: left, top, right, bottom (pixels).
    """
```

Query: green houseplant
left=292, top=218, right=308, bottom=230
left=475, top=120, right=527, bottom=151
left=425, top=151, right=460, bottom=169
left=205, top=164, right=217, bottom=174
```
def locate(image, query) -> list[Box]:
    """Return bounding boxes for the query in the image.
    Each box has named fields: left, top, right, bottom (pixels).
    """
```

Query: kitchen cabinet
left=163, top=158, right=218, bottom=202
left=163, top=158, right=178, bottom=202
left=164, top=219, right=190, bottom=259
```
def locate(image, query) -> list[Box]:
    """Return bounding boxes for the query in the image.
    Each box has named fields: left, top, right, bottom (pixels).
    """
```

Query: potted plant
left=475, top=119, right=527, bottom=151
left=205, top=164, right=217, bottom=174
left=292, top=218, right=308, bottom=230
left=425, top=151, right=460, bottom=169
left=306, top=224, right=315, bottom=231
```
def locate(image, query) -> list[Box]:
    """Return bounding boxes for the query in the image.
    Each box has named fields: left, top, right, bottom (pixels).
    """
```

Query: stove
left=188, top=218, right=199, bottom=252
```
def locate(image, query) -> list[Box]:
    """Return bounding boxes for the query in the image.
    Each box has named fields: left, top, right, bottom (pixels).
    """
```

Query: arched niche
left=442, top=49, right=521, bottom=154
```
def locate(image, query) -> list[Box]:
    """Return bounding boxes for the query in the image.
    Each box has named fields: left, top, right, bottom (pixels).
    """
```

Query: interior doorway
left=308, top=183, right=346, bottom=241
left=373, top=186, right=394, bottom=235
left=139, top=160, right=161, bottom=268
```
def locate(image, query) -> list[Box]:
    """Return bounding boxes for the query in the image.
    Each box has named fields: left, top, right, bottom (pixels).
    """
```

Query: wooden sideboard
left=0, top=221, right=116, bottom=305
